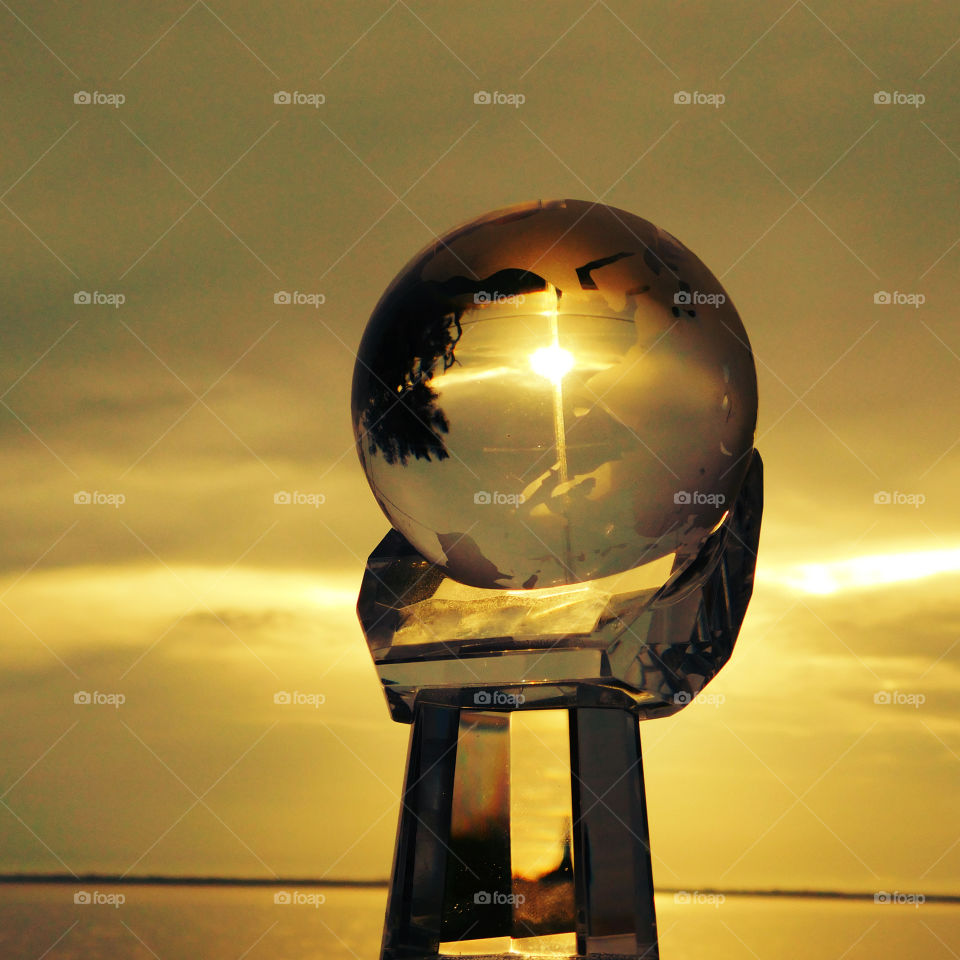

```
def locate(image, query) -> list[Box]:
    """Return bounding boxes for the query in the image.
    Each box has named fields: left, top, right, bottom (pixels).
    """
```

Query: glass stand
left=380, top=702, right=659, bottom=960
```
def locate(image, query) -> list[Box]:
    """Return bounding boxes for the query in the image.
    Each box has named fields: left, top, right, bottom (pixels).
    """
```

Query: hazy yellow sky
left=1, top=0, right=958, bottom=898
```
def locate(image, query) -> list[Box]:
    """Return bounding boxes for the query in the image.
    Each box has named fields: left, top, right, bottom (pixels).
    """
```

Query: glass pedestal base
left=380, top=702, right=659, bottom=960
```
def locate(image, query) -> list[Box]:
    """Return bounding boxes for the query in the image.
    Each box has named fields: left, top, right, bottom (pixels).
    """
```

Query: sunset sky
left=1, top=0, right=958, bottom=901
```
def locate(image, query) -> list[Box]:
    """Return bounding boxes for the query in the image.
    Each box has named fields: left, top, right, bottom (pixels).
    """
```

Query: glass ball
left=352, top=199, right=757, bottom=590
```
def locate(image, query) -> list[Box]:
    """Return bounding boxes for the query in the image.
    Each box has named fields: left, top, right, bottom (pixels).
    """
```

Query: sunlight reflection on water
left=0, top=884, right=956, bottom=959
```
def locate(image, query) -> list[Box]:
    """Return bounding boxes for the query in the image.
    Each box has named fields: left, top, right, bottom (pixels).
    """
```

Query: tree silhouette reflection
left=356, top=268, right=548, bottom=465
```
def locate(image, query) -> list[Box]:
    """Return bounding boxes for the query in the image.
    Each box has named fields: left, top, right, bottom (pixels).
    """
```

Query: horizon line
left=1, top=874, right=956, bottom=903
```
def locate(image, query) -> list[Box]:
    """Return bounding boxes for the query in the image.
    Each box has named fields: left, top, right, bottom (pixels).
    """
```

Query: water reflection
left=4, top=883, right=957, bottom=960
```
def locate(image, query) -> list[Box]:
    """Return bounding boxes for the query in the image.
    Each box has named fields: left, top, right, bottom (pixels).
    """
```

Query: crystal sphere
left=352, top=199, right=758, bottom=590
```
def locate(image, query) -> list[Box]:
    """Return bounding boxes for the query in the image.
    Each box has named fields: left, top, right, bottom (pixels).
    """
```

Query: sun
left=529, top=344, right=574, bottom=383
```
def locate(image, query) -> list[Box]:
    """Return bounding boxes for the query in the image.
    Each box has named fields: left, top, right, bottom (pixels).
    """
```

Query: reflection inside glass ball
left=352, top=199, right=758, bottom=590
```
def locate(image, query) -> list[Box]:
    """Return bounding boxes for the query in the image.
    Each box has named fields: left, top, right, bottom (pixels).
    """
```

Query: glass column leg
left=569, top=708, right=659, bottom=958
left=382, top=702, right=461, bottom=960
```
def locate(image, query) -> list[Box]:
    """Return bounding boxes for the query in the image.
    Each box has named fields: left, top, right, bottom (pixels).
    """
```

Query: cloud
left=0, top=562, right=404, bottom=879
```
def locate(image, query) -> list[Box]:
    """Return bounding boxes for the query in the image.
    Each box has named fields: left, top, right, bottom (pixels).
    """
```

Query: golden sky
left=1, top=0, right=958, bottom=899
